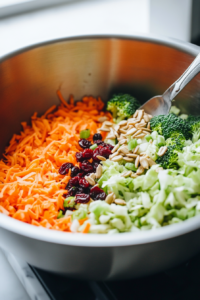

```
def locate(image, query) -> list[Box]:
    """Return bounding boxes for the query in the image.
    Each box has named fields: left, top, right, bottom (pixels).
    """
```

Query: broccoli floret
left=106, top=94, right=140, bottom=123
left=150, top=113, right=192, bottom=140
left=156, top=133, right=185, bottom=169
left=187, top=115, right=200, bottom=142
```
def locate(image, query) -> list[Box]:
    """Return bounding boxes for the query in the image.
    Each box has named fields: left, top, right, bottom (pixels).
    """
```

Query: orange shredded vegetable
left=0, top=92, right=112, bottom=233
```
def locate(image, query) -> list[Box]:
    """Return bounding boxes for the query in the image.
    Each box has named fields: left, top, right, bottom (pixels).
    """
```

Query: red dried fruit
left=92, top=162, right=99, bottom=171
left=75, top=152, right=84, bottom=162
left=95, top=140, right=106, bottom=146
left=99, top=146, right=112, bottom=158
left=80, top=162, right=94, bottom=173
left=59, top=163, right=74, bottom=175
left=93, top=146, right=103, bottom=161
left=82, top=149, right=93, bottom=159
left=93, top=133, right=102, bottom=141
left=78, top=139, right=92, bottom=149
left=90, top=186, right=106, bottom=201
left=106, top=143, right=114, bottom=151
left=66, top=176, right=80, bottom=189
left=71, top=166, right=80, bottom=177
left=75, top=193, right=90, bottom=204
left=79, top=178, right=90, bottom=188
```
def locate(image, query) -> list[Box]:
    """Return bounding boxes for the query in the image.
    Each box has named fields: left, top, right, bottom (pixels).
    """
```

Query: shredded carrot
left=82, top=223, right=91, bottom=234
left=0, top=93, right=112, bottom=233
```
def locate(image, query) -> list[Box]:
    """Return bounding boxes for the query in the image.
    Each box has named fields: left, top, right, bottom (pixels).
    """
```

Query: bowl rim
left=1, top=33, right=200, bottom=247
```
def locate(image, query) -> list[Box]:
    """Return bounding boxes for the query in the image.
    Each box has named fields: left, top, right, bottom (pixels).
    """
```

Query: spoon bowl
left=141, top=52, right=200, bottom=116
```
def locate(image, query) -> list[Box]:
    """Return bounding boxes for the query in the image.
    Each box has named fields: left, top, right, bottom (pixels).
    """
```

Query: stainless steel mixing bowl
left=1, top=34, right=200, bottom=280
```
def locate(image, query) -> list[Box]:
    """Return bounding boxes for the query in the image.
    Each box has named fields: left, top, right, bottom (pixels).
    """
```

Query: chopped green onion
left=80, top=129, right=90, bottom=139
left=125, top=163, right=137, bottom=171
left=57, top=210, right=64, bottom=219
left=128, top=139, right=137, bottom=151
left=90, top=143, right=98, bottom=150
left=145, top=135, right=153, bottom=142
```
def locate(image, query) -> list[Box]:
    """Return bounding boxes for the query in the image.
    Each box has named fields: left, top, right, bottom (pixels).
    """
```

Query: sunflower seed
left=105, top=193, right=114, bottom=204
left=143, top=130, right=151, bottom=135
left=109, top=152, right=119, bottom=159
left=96, top=164, right=102, bottom=178
left=125, top=128, right=137, bottom=136
left=135, top=155, right=140, bottom=168
left=132, top=129, right=142, bottom=137
left=123, top=157, right=134, bottom=162
left=106, top=134, right=116, bottom=139
left=119, top=139, right=127, bottom=145
left=121, top=171, right=132, bottom=177
left=136, top=165, right=144, bottom=175
left=133, top=110, right=138, bottom=118
left=140, top=157, right=149, bottom=169
left=118, top=120, right=127, bottom=126
left=103, top=121, right=113, bottom=127
left=111, top=143, right=120, bottom=153
left=96, top=155, right=107, bottom=161
left=118, top=145, right=129, bottom=154
left=119, top=129, right=127, bottom=134
left=90, top=173, right=96, bottom=180
left=126, top=153, right=138, bottom=158
left=114, top=199, right=126, bottom=205
left=134, top=145, right=140, bottom=154
left=99, top=127, right=110, bottom=132
left=134, top=133, right=145, bottom=139
left=143, top=113, right=150, bottom=123
left=147, top=122, right=151, bottom=129
left=127, top=118, right=139, bottom=125
left=85, top=176, right=96, bottom=186
left=131, top=173, right=138, bottom=178
left=137, top=110, right=144, bottom=121
left=146, top=157, right=156, bottom=166
left=111, top=155, right=123, bottom=162
left=158, top=146, right=168, bottom=156
left=98, top=116, right=108, bottom=122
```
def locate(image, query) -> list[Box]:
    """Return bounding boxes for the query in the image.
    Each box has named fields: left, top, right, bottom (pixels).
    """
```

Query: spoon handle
left=165, top=52, right=200, bottom=102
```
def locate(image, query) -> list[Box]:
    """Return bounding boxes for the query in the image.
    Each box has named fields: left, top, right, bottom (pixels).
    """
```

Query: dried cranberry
left=66, top=176, right=79, bottom=189
left=76, top=187, right=85, bottom=194
left=78, top=139, right=92, bottom=149
left=66, top=187, right=77, bottom=196
left=80, top=162, right=94, bottom=173
left=95, top=140, right=105, bottom=146
left=59, top=162, right=74, bottom=175
left=75, top=193, right=90, bottom=204
left=71, top=166, right=80, bottom=177
left=93, top=133, right=102, bottom=141
left=82, top=148, right=93, bottom=159
left=99, top=146, right=112, bottom=158
left=90, top=186, right=106, bottom=201
left=76, top=152, right=84, bottom=162
left=106, top=143, right=114, bottom=151
left=79, top=178, right=90, bottom=188
left=93, top=146, right=103, bottom=161
left=92, top=162, right=99, bottom=171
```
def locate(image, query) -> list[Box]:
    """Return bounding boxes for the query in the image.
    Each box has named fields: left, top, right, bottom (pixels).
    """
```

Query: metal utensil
left=141, top=52, right=200, bottom=116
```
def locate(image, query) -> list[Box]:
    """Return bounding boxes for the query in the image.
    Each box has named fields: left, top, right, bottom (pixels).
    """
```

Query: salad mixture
left=1, top=91, right=200, bottom=234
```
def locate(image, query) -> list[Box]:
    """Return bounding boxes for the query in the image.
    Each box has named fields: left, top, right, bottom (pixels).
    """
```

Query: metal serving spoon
left=140, top=52, right=200, bottom=116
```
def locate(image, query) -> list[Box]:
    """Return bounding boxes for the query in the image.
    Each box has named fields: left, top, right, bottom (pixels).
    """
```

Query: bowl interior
left=1, top=36, right=200, bottom=156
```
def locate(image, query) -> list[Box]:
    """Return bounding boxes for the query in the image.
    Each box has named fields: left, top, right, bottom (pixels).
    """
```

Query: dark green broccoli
left=106, top=94, right=140, bottom=123
left=150, top=113, right=192, bottom=140
left=187, top=115, right=200, bottom=142
left=156, top=133, right=185, bottom=169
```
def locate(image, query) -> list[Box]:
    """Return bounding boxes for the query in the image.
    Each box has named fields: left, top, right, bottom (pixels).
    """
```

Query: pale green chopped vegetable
left=170, top=105, right=180, bottom=115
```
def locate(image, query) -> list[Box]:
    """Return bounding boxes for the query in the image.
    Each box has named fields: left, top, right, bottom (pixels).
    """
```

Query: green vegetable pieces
left=106, top=94, right=140, bottom=123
